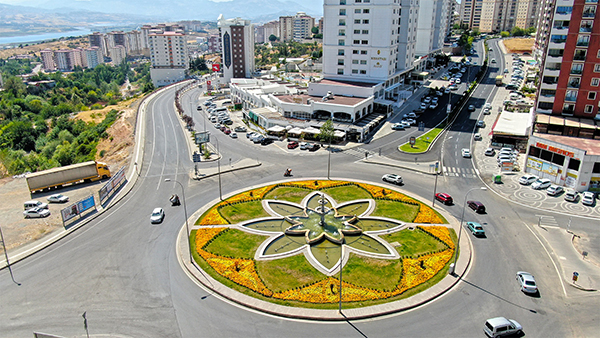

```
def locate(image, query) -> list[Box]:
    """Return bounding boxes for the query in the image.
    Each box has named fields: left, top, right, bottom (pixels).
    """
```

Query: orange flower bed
left=283, top=180, right=347, bottom=190
left=225, top=185, right=274, bottom=204
left=272, top=277, right=382, bottom=303
left=398, top=249, right=453, bottom=291
left=413, top=204, right=445, bottom=224
left=198, top=208, right=229, bottom=225
left=195, top=227, right=226, bottom=247
left=418, top=226, right=455, bottom=249
left=354, top=182, right=417, bottom=204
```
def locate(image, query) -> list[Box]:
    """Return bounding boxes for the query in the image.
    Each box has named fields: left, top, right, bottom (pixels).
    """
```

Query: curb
left=192, top=162, right=262, bottom=180
left=362, top=158, right=440, bottom=176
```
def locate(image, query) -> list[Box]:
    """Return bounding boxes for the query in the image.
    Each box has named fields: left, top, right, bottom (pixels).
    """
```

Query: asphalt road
left=1, top=41, right=598, bottom=337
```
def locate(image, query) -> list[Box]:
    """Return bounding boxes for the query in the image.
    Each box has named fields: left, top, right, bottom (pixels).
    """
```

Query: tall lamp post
left=451, top=186, right=487, bottom=275
left=165, top=178, right=191, bottom=263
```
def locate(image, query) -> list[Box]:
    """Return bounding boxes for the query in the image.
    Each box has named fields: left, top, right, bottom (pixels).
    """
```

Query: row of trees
left=0, top=57, right=153, bottom=175
left=255, top=41, right=322, bottom=66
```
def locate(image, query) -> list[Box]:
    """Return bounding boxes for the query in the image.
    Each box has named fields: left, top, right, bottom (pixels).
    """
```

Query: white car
left=420, top=103, right=428, bottom=110
left=484, top=148, right=495, bottom=156
left=47, top=193, right=69, bottom=203
left=454, top=78, right=462, bottom=84
left=299, top=142, right=309, bottom=150
left=150, top=207, right=165, bottom=224
left=476, top=120, right=486, bottom=128
left=382, top=174, right=403, bottom=185
left=23, top=207, right=50, bottom=218
left=582, top=191, right=596, bottom=206
left=431, top=97, right=439, bottom=104
left=516, top=271, right=538, bottom=294
left=564, top=189, right=580, bottom=202
left=461, top=148, right=471, bottom=158
left=229, top=132, right=238, bottom=138
left=484, top=317, right=523, bottom=338
left=531, top=178, right=552, bottom=190
left=423, top=97, right=432, bottom=104
left=473, top=133, right=482, bottom=140
left=546, top=185, right=564, bottom=196
left=519, top=174, right=538, bottom=185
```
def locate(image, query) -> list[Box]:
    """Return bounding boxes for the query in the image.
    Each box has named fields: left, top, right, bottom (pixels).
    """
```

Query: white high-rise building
left=217, top=15, right=255, bottom=82
left=110, top=45, right=127, bottom=65
left=85, top=47, right=103, bottom=69
left=149, top=31, right=189, bottom=87
left=415, top=0, right=448, bottom=56
left=322, top=0, right=415, bottom=85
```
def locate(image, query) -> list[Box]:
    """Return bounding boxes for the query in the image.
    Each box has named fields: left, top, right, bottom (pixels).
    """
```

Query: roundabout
left=177, top=179, right=473, bottom=320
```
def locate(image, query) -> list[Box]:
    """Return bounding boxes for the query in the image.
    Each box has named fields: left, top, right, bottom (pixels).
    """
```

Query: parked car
left=287, top=141, right=299, bottom=149
left=468, top=105, right=475, bottom=111
left=546, top=185, right=564, bottom=196
left=382, top=174, right=403, bottom=185
left=261, top=138, right=274, bottom=146
left=24, top=200, right=48, bottom=210
left=23, top=207, right=50, bottom=218
left=484, top=148, right=495, bottom=156
left=150, top=207, right=165, bottom=224
left=467, top=200, right=486, bottom=213
left=491, top=58, right=497, bottom=63
left=392, top=123, right=405, bottom=130
left=435, top=193, right=453, bottom=205
left=46, top=193, right=69, bottom=203
left=234, top=126, right=247, bottom=132
left=466, top=222, right=485, bottom=237
left=564, top=189, right=580, bottom=202
left=516, top=271, right=538, bottom=294
left=229, top=132, right=238, bottom=138
left=582, top=191, right=596, bottom=206
left=307, top=143, right=320, bottom=151
left=484, top=317, right=523, bottom=338
left=477, top=120, right=486, bottom=128
left=519, top=174, right=538, bottom=185
left=531, top=178, right=552, bottom=190
left=462, top=148, right=472, bottom=158
left=474, top=133, right=482, bottom=140
left=420, top=103, right=428, bottom=110
left=423, top=96, right=432, bottom=104
left=299, top=142, right=309, bottom=150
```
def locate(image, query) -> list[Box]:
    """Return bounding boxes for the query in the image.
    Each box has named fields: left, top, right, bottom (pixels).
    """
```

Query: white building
left=110, top=45, right=127, bottom=65
left=149, top=31, right=189, bottom=87
left=54, top=50, right=72, bottom=71
left=217, top=15, right=255, bottom=82
left=40, top=49, right=56, bottom=71
left=415, top=0, right=448, bottom=56
left=85, top=47, right=103, bottom=69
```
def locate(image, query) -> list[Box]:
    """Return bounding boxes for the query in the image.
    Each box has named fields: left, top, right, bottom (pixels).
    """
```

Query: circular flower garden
left=190, top=180, right=457, bottom=309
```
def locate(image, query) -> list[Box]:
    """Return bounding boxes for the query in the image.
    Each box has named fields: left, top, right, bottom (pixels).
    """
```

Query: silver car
left=23, top=207, right=51, bottom=218
left=47, top=193, right=69, bottom=203
left=150, top=208, right=165, bottom=224
left=382, top=174, right=403, bottom=185
left=516, top=271, right=538, bottom=294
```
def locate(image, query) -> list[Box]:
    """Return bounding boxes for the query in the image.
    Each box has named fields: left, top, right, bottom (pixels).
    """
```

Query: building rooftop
left=319, top=79, right=379, bottom=88
left=275, top=93, right=368, bottom=106
left=533, top=133, right=600, bottom=156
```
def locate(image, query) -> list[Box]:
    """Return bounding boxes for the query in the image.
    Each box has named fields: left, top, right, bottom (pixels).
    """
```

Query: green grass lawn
left=204, top=229, right=267, bottom=259
left=342, top=254, right=402, bottom=291
left=263, top=186, right=310, bottom=204
left=219, top=200, right=269, bottom=223
left=371, top=199, right=420, bottom=222
left=381, top=228, right=448, bottom=257
left=322, top=185, right=372, bottom=202
left=256, top=254, right=324, bottom=292
left=399, top=126, right=444, bottom=153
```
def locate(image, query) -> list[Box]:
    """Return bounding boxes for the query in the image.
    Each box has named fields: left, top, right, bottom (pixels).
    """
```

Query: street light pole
left=338, top=244, right=343, bottom=314
left=165, top=179, right=192, bottom=263
left=452, top=186, right=486, bottom=275
left=216, top=138, right=223, bottom=200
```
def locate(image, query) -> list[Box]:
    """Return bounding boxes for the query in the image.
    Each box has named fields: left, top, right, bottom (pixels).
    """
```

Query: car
left=564, top=189, right=580, bottom=202
left=24, top=200, right=49, bottom=210
left=491, top=58, right=497, bottom=63
left=504, top=68, right=509, bottom=73
left=444, top=87, right=451, bottom=94
left=497, top=159, right=514, bottom=167
left=519, top=174, right=538, bottom=185
left=234, top=126, right=247, bottom=132
left=449, top=84, right=458, bottom=90
left=431, top=97, right=439, bottom=104
left=46, top=194, right=69, bottom=203
left=546, top=185, right=564, bottom=196
left=401, top=121, right=411, bottom=128
left=582, top=191, right=596, bottom=206
left=435, top=193, right=453, bottom=205
left=391, top=123, right=405, bottom=130
left=308, top=143, right=320, bottom=151
left=150, top=207, right=165, bottom=224
left=468, top=105, right=475, bottom=111
left=407, top=112, right=417, bottom=118
left=219, top=125, right=227, bottom=132
left=467, top=200, right=486, bottom=213
left=466, top=221, right=485, bottom=236
left=23, top=207, right=51, bottom=218
left=252, top=134, right=265, bottom=143
left=461, top=148, right=471, bottom=158
left=229, top=132, right=238, bottom=138
left=420, top=103, right=428, bottom=110
left=516, top=271, right=538, bottom=294
left=423, top=96, right=432, bottom=104
left=477, top=120, right=486, bottom=128
left=287, top=141, right=299, bottom=149
left=224, top=128, right=231, bottom=135
left=382, top=173, right=403, bottom=185
left=261, top=138, right=274, bottom=146
left=246, top=131, right=256, bottom=138
left=454, top=78, right=461, bottom=84
left=473, top=133, right=482, bottom=140
left=484, top=317, right=523, bottom=337
left=484, top=148, right=495, bottom=156
left=429, top=103, right=438, bottom=109
left=531, top=178, right=552, bottom=190
left=483, top=103, right=492, bottom=110
left=299, top=142, right=309, bottom=150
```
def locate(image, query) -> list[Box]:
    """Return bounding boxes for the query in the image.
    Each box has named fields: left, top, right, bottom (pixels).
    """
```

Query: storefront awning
left=303, top=127, right=320, bottom=134
left=267, top=125, right=286, bottom=133
left=334, top=130, right=346, bottom=138
left=287, top=127, right=303, bottom=134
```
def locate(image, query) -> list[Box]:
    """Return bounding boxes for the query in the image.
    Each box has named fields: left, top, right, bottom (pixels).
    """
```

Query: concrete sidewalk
left=363, top=155, right=440, bottom=175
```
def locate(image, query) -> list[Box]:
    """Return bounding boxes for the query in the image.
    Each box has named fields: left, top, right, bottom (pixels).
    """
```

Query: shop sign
left=535, top=142, right=575, bottom=158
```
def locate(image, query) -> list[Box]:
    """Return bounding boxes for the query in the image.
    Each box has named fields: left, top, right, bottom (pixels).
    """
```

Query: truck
left=26, top=161, right=111, bottom=193
left=496, top=75, right=504, bottom=86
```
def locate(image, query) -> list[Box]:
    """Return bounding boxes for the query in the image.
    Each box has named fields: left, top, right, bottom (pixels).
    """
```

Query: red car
left=435, top=193, right=453, bottom=205
left=224, top=129, right=231, bottom=135
left=287, top=141, right=299, bottom=149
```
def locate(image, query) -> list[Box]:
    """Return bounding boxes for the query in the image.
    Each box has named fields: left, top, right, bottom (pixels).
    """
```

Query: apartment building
left=461, top=0, right=540, bottom=33
left=255, top=21, right=280, bottom=44
left=85, top=47, right=103, bottom=69
left=217, top=15, right=255, bottom=82
left=279, top=12, right=315, bottom=41
left=40, top=49, right=56, bottom=71
left=110, top=45, right=127, bottom=65
left=89, top=32, right=108, bottom=57
left=415, top=0, right=448, bottom=56
left=207, top=35, right=221, bottom=53
left=149, top=31, right=189, bottom=87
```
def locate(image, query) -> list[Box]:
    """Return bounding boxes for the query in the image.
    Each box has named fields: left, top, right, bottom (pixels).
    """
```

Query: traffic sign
left=193, top=152, right=201, bottom=163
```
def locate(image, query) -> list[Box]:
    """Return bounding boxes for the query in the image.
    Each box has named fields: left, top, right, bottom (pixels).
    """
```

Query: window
left=589, top=92, right=597, bottom=100
left=354, top=19, right=361, bottom=24
left=352, top=69, right=359, bottom=74
left=583, top=5, right=596, bottom=18
left=354, top=29, right=361, bottom=34
left=592, top=78, right=600, bottom=86
left=363, top=9, right=370, bottom=13
left=352, top=59, right=359, bottom=64
left=360, top=60, right=367, bottom=64
left=339, top=29, right=346, bottom=36
left=585, top=104, right=594, bottom=113
left=338, top=49, right=345, bottom=56
left=577, top=35, right=590, bottom=46
left=593, top=162, right=600, bottom=174
left=338, top=69, right=344, bottom=75
left=355, top=0, right=361, bottom=2
left=362, top=30, right=369, bottom=34
left=361, top=40, right=368, bottom=44
left=338, top=59, right=344, bottom=65
left=363, top=19, right=370, bottom=24
left=595, top=64, right=600, bottom=72
left=338, top=39, right=345, bottom=46
left=565, top=90, right=578, bottom=101
left=339, top=9, right=346, bottom=15
left=360, top=70, right=367, bottom=74
left=568, top=158, right=580, bottom=171
left=354, top=39, right=360, bottom=44
left=361, top=50, right=367, bottom=54
left=571, top=63, right=584, bottom=74
left=353, top=50, right=359, bottom=54
left=355, top=9, right=361, bottom=13
left=340, top=0, right=346, bottom=4
left=339, top=19, right=346, bottom=26
left=580, top=20, right=593, bottom=33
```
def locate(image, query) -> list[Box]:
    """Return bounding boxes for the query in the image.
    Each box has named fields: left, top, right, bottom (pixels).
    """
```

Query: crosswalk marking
left=536, top=215, right=560, bottom=229
left=442, top=166, right=477, bottom=177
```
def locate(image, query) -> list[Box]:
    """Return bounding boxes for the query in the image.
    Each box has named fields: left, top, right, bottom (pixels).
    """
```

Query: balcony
left=583, top=11, right=596, bottom=18
left=543, top=68, right=560, bottom=77
left=568, top=81, right=581, bottom=88
left=564, top=95, right=578, bottom=102
left=541, top=82, right=558, bottom=90
left=580, top=25, right=593, bottom=33
left=574, top=53, right=586, bottom=61
left=576, top=40, right=590, bottom=47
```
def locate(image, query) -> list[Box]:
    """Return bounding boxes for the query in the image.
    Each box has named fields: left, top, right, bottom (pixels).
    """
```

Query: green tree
left=269, top=34, right=278, bottom=42
left=318, top=119, right=335, bottom=145
left=311, top=27, right=319, bottom=35
left=500, top=31, right=510, bottom=38
left=511, top=27, right=526, bottom=36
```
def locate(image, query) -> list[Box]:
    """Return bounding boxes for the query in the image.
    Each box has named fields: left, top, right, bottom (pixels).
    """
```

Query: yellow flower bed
left=198, top=208, right=229, bottom=225
left=283, top=180, right=347, bottom=190
left=195, top=227, right=226, bottom=247
left=355, top=182, right=417, bottom=203
left=413, top=204, right=445, bottom=224
left=272, top=277, right=382, bottom=303
left=225, top=185, right=275, bottom=204
left=398, top=249, right=453, bottom=291
left=418, top=226, right=455, bottom=249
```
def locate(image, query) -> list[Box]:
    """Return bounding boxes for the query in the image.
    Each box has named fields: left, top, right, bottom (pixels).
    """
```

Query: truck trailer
left=26, top=161, right=111, bottom=193
left=496, top=75, right=504, bottom=86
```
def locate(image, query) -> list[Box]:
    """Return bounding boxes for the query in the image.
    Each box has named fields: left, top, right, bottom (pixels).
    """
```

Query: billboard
left=212, top=63, right=221, bottom=72
left=195, top=131, right=210, bottom=144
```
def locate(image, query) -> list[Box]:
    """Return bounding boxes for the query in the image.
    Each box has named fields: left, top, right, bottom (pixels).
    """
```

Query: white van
left=509, top=93, right=521, bottom=100
left=213, top=107, right=228, bottom=114
left=24, top=200, right=49, bottom=210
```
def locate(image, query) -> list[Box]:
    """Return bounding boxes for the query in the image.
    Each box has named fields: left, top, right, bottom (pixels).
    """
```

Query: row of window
left=338, top=29, right=369, bottom=35
left=339, top=0, right=371, bottom=4
left=339, top=8, right=370, bottom=15
left=337, top=59, right=368, bottom=65
left=337, top=39, right=369, bottom=45
left=336, top=69, right=367, bottom=75
left=339, top=19, right=370, bottom=25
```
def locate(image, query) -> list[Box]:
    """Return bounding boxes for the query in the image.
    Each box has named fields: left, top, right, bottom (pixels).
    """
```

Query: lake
left=0, top=28, right=92, bottom=46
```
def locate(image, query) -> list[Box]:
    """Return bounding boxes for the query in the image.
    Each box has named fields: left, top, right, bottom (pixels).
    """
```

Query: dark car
left=261, top=138, right=274, bottom=145
left=308, top=143, right=321, bottom=152
left=435, top=193, right=453, bottom=205
left=467, top=200, right=486, bottom=213
left=287, top=141, right=299, bottom=149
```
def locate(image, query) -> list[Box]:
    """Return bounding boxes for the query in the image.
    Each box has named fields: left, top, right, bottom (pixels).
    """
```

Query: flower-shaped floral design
left=241, top=191, right=402, bottom=275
